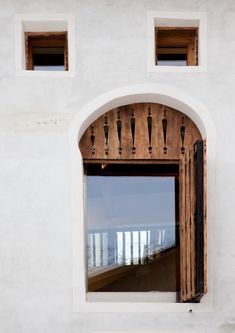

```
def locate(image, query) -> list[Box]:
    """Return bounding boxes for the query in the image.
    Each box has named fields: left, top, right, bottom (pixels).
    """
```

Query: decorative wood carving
left=162, top=108, right=168, bottom=154
left=79, top=103, right=202, bottom=161
left=180, top=116, right=186, bottom=154
left=103, top=114, right=109, bottom=155
left=130, top=109, right=136, bottom=155
left=90, top=125, right=95, bottom=155
left=116, top=109, right=122, bottom=155
left=147, top=105, right=152, bottom=154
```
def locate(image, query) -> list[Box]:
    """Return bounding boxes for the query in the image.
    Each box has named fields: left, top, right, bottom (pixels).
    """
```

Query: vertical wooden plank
left=143, top=103, right=153, bottom=158
left=26, top=34, right=33, bottom=70
left=25, top=33, right=29, bottom=69
left=97, top=114, right=106, bottom=159
left=121, top=105, right=132, bottom=159
left=64, top=32, right=68, bottom=71
left=187, top=40, right=196, bottom=66
left=186, top=150, right=191, bottom=300
left=180, top=153, right=186, bottom=302
left=135, top=104, right=147, bottom=159
left=151, top=103, right=161, bottom=159
left=190, top=148, right=196, bottom=296
left=106, top=108, right=116, bottom=158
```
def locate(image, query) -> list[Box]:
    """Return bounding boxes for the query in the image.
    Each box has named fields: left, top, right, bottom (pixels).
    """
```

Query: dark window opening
left=157, top=47, right=187, bottom=66
left=156, top=27, right=198, bottom=66
left=25, top=32, right=68, bottom=71
left=85, top=163, right=180, bottom=293
left=33, top=47, right=64, bottom=71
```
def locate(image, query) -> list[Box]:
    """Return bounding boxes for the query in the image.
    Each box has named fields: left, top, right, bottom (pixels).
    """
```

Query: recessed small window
left=25, top=32, right=68, bottom=71
left=155, top=27, right=198, bottom=66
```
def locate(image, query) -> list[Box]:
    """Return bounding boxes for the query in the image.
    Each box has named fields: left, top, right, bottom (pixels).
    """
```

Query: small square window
left=25, top=32, right=68, bottom=71
left=147, top=11, right=207, bottom=72
left=156, top=27, right=198, bottom=66
left=15, top=14, right=75, bottom=76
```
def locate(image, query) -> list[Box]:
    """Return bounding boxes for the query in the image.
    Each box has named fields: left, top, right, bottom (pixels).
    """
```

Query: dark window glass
left=25, top=32, right=68, bottom=71
left=156, top=27, right=198, bottom=66
left=85, top=163, right=180, bottom=292
left=157, top=48, right=187, bottom=66
left=33, top=46, right=64, bottom=71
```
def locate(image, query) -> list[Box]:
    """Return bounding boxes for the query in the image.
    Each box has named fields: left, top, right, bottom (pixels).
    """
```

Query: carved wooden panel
left=79, top=103, right=202, bottom=161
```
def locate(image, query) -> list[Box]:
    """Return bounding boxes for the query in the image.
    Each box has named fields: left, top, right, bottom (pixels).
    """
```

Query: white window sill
left=15, top=69, right=75, bottom=78
left=91, top=330, right=205, bottom=333
left=91, top=331, right=205, bottom=333
left=87, top=292, right=176, bottom=303
left=147, top=65, right=207, bottom=73
left=73, top=290, right=213, bottom=313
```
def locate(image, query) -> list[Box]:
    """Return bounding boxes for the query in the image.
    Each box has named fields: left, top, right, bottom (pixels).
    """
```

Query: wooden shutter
left=179, top=140, right=206, bottom=302
left=194, top=140, right=207, bottom=299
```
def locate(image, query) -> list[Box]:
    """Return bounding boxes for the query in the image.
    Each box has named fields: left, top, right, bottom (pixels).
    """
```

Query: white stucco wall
left=0, top=0, right=235, bottom=332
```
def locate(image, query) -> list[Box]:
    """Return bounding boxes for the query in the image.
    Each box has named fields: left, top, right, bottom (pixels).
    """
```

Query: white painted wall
left=0, top=0, right=235, bottom=332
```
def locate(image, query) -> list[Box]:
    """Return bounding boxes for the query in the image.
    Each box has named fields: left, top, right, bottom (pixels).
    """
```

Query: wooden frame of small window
left=155, top=27, right=198, bottom=66
left=25, top=31, right=68, bottom=71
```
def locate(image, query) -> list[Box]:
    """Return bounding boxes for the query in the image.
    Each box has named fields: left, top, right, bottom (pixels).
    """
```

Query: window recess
left=155, top=27, right=198, bottom=66
left=79, top=103, right=207, bottom=303
left=25, top=32, right=68, bottom=71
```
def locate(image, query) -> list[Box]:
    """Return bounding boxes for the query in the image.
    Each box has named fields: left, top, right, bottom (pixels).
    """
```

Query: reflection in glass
left=86, top=170, right=179, bottom=292
left=157, top=60, right=187, bottom=66
left=157, top=48, right=187, bottom=66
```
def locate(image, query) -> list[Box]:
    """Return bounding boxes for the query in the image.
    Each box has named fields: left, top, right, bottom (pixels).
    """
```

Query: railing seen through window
left=86, top=163, right=180, bottom=293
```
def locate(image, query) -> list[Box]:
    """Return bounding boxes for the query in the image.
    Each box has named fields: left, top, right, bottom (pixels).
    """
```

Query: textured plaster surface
left=0, top=0, right=235, bottom=332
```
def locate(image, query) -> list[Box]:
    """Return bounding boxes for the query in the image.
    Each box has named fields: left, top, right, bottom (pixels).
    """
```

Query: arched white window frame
left=69, top=83, right=215, bottom=313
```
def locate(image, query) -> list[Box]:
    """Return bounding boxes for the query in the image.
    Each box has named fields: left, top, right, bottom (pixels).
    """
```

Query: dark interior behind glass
left=33, top=46, right=65, bottom=70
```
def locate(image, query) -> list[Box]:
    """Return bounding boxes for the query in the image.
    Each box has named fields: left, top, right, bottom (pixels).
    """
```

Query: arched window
left=79, top=102, right=206, bottom=303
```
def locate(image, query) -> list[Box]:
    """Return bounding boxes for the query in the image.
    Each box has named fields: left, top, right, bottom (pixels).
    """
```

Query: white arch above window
left=69, top=83, right=215, bottom=146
